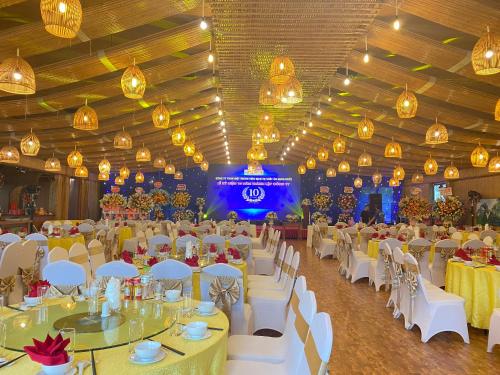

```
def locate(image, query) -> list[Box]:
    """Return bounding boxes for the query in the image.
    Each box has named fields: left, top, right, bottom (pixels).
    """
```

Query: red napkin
left=209, top=244, right=217, bottom=253
left=241, top=231, right=248, bottom=236
left=124, top=222, right=128, bottom=226
left=147, top=257, right=159, bottom=266
left=228, top=248, right=241, bottom=260
left=28, top=280, right=51, bottom=298
left=455, top=249, right=472, bottom=261
left=185, top=255, right=199, bottom=267
left=397, top=235, right=405, bottom=242
left=121, top=251, right=133, bottom=264
left=24, top=333, right=70, bottom=366
left=136, top=246, right=146, bottom=255
left=371, top=233, right=379, bottom=239
left=159, top=244, right=171, bottom=253
left=488, top=256, right=500, bottom=265
left=215, top=253, right=228, bottom=264
left=230, top=232, right=236, bottom=237
left=336, top=224, right=344, bottom=229
left=68, top=227, right=79, bottom=235
left=115, top=223, right=119, bottom=227
left=190, top=231, right=197, bottom=237
left=194, top=224, right=200, bottom=227
left=379, top=235, right=386, bottom=240
left=178, top=230, right=186, bottom=237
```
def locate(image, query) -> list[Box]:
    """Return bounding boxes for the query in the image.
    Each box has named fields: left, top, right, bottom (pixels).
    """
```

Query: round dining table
left=367, top=239, right=436, bottom=263
left=47, top=234, right=86, bottom=250
left=0, top=297, right=229, bottom=374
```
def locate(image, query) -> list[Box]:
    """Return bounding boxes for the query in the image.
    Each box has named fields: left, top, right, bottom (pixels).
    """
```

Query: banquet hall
left=0, top=0, right=499, bottom=373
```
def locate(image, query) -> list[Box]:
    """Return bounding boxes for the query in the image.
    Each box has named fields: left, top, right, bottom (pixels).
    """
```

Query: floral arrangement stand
left=399, top=195, right=432, bottom=225
left=100, top=193, right=127, bottom=220
left=227, top=211, right=238, bottom=224
left=337, top=194, right=357, bottom=223
left=433, top=196, right=464, bottom=227
left=265, top=211, right=278, bottom=226
left=127, top=192, right=154, bottom=219
left=196, top=197, right=206, bottom=223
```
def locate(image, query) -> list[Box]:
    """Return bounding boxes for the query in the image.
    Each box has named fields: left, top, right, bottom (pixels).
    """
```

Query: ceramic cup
left=197, top=301, right=215, bottom=314
left=185, top=321, right=208, bottom=338
left=165, top=289, right=181, bottom=302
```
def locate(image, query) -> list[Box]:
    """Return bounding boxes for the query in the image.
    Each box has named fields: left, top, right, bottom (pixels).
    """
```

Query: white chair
left=0, top=233, right=21, bottom=248
left=43, top=260, right=86, bottom=287
left=345, top=232, right=372, bottom=284
left=249, top=244, right=290, bottom=290
left=359, top=226, right=376, bottom=254
left=387, top=246, right=405, bottom=318
left=430, top=239, right=458, bottom=288
left=253, top=228, right=276, bottom=255
left=369, top=238, right=401, bottom=292
left=343, top=226, right=358, bottom=250
left=248, top=250, right=300, bottom=333
left=251, top=222, right=266, bottom=249
left=145, top=228, right=154, bottom=240
left=88, top=239, right=106, bottom=277
left=147, top=234, right=172, bottom=256
left=253, top=227, right=275, bottom=252
left=68, top=243, right=91, bottom=285
left=105, top=228, right=118, bottom=261
left=226, top=311, right=333, bottom=375
left=483, top=236, right=494, bottom=246
left=481, top=230, right=497, bottom=241
left=312, top=224, right=336, bottom=259
left=467, top=233, right=480, bottom=241
left=407, top=238, right=433, bottom=281
left=229, top=234, right=253, bottom=273
left=252, top=237, right=279, bottom=277
left=400, top=253, right=469, bottom=343
left=48, top=247, right=69, bottom=263
left=26, top=233, right=49, bottom=272
left=95, top=261, right=139, bottom=279
left=200, top=263, right=253, bottom=335
left=202, top=234, right=226, bottom=253
left=150, top=259, right=193, bottom=294
left=451, top=231, right=463, bottom=246
left=462, top=239, right=485, bottom=250
left=487, top=309, right=500, bottom=352
left=228, top=276, right=307, bottom=362
left=78, top=223, right=94, bottom=245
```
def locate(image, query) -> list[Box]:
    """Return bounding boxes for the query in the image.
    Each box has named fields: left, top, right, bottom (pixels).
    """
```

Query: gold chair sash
left=289, top=289, right=299, bottom=313
left=436, top=246, right=457, bottom=260
left=159, top=279, right=183, bottom=292
left=88, top=245, right=105, bottom=256
left=294, top=309, right=309, bottom=343
left=69, top=254, right=89, bottom=264
left=208, top=276, right=240, bottom=321
left=47, top=285, right=80, bottom=297
left=233, top=244, right=249, bottom=260
left=304, top=333, right=326, bottom=375
left=403, top=262, right=419, bottom=327
left=408, top=245, right=430, bottom=262
left=20, top=266, right=35, bottom=289
left=36, top=240, right=48, bottom=247
left=0, top=275, right=16, bottom=295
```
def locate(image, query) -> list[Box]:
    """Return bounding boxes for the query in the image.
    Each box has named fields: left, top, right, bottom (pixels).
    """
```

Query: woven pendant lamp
left=258, top=113, right=274, bottom=129
left=317, top=147, right=329, bottom=162
left=488, top=153, right=500, bottom=172
left=121, top=60, right=146, bottom=99
left=73, top=99, right=98, bottom=130
left=267, top=126, right=280, bottom=143
left=269, top=56, right=295, bottom=84
left=20, top=129, right=40, bottom=156
left=306, top=156, right=316, bottom=169
left=332, top=134, right=346, bottom=154
left=425, top=117, right=448, bottom=144
left=172, top=125, right=186, bottom=146
left=297, top=164, right=306, bottom=175
left=40, top=0, right=82, bottom=39
left=98, top=158, right=111, bottom=174
left=98, top=172, right=109, bottom=181
left=45, top=154, right=61, bottom=172
left=114, top=176, right=124, bottom=185
left=495, top=99, right=500, bottom=121
left=472, top=26, right=500, bottom=75
left=114, top=128, right=132, bottom=150
left=183, top=140, right=196, bottom=157
left=372, top=171, right=382, bottom=186
left=278, top=76, right=303, bottom=104
left=396, top=84, right=417, bottom=118
left=174, top=170, right=183, bottom=180
left=74, top=165, right=88, bottom=178
left=354, top=177, right=363, bottom=189
left=326, top=167, right=336, bottom=178
left=0, top=142, right=20, bottom=164
left=259, top=81, right=279, bottom=106
left=393, top=165, right=405, bottom=180
left=358, top=151, right=372, bottom=167
left=247, top=160, right=260, bottom=173
left=67, top=147, right=83, bottom=168
left=119, top=165, right=130, bottom=179
left=411, top=173, right=424, bottom=184
left=384, top=138, right=402, bottom=158
left=273, top=100, right=294, bottom=109
left=338, top=160, right=350, bottom=173
left=357, top=115, right=374, bottom=140
left=153, top=156, right=166, bottom=169
left=424, top=154, right=438, bottom=175
left=444, top=163, right=459, bottom=179
left=0, top=49, right=36, bottom=95
left=389, top=178, right=399, bottom=187
left=136, top=144, right=151, bottom=162
left=152, top=100, right=170, bottom=128
left=471, top=143, right=489, bottom=167
left=135, top=171, right=144, bottom=184
left=164, top=163, right=175, bottom=174
left=193, top=151, right=204, bottom=164
left=200, top=160, right=209, bottom=171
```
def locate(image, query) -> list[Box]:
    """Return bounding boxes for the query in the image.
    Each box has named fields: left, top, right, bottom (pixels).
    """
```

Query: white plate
left=195, top=309, right=218, bottom=317
left=163, top=297, right=182, bottom=303
left=182, top=331, right=212, bottom=341
left=36, top=368, right=76, bottom=375
left=129, top=349, right=166, bottom=365
left=230, top=260, right=243, bottom=265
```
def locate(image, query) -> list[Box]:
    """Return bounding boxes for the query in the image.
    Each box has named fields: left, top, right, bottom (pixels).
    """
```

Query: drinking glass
left=59, top=328, right=76, bottom=358
left=154, top=281, right=163, bottom=301
left=37, top=285, right=49, bottom=305
left=128, top=318, right=144, bottom=354
left=183, top=290, right=193, bottom=317
left=88, top=297, right=99, bottom=316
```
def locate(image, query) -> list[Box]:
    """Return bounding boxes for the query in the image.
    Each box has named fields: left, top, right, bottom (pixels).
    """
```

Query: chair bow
left=208, top=276, right=240, bottom=321
left=46, top=285, right=80, bottom=297
left=0, top=275, right=16, bottom=295
left=234, top=244, right=249, bottom=260
left=20, top=266, right=35, bottom=289
left=159, top=279, right=182, bottom=292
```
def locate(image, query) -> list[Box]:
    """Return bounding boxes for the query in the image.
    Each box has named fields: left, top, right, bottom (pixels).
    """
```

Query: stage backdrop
left=207, top=164, right=301, bottom=221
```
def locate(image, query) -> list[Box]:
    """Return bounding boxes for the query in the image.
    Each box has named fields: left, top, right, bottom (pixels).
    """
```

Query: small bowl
left=164, top=289, right=181, bottom=302
left=495, top=266, right=500, bottom=272
left=41, top=356, right=73, bottom=375
left=197, top=301, right=215, bottom=314
left=185, top=321, right=208, bottom=338
left=134, top=341, right=161, bottom=360
left=24, top=296, right=39, bottom=307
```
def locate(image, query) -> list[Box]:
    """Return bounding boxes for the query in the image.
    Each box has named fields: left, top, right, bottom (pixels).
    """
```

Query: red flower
left=147, top=257, right=159, bottom=266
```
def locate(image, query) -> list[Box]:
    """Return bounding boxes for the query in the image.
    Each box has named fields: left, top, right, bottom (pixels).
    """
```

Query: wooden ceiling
left=0, top=0, right=499, bottom=176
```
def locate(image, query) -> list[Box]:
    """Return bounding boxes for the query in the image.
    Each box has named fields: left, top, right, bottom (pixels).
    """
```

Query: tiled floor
left=288, top=240, right=500, bottom=374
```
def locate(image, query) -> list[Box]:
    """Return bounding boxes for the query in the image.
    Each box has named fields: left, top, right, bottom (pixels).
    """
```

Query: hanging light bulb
left=135, top=171, right=144, bottom=184
left=98, top=158, right=111, bottom=174
left=363, top=36, right=370, bottom=63
left=393, top=0, right=400, bottom=30
left=326, top=167, right=336, bottom=178
left=343, top=63, right=351, bottom=86
left=354, top=176, right=363, bottom=188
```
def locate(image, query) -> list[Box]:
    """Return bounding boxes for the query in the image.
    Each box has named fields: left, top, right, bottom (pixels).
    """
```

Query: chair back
left=16, top=240, right=38, bottom=288
left=145, top=228, right=154, bottom=240
left=150, top=259, right=193, bottom=294
left=462, top=239, right=485, bottom=250
left=483, top=236, right=494, bottom=246
left=42, top=260, right=86, bottom=287
left=448, top=226, right=457, bottom=234
left=0, top=233, right=21, bottom=250
left=26, top=233, right=49, bottom=271
left=68, top=243, right=91, bottom=284
left=273, top=242, right=288, bottom=281
left=451, top=231, right=463, bottom=246
left=229, top=234, right=252, bottom=260
left=48, top=247, right=69, bottom=263
left=95, top=229, right=106, bottom=244
left=88, top=239, right=106, bottom=277
left=148, top=234, right=172, bottom=256
left=283, top=250, right=300, bottom=299
left=480, top=230, right=497, bottom=241
left=95, top=261, right=139, bottom=279
left=467, top=233, right=480, bottom=241
left=175, top=234, right=200, bottom=258
left=0, top=242, right=24, bottom=303
left=359, top=227, right=376, bottom=254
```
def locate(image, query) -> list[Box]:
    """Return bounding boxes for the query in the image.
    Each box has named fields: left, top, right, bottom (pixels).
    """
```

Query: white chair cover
left=462, top=239, right=485, bottom=250
left=150, top=259, right=193, bottom=294
left=68, top=243, right=91, bottom=285
left=95, top=261, right=139, bottom=279
left=43, top=260, right=86, bottom=287
left=147, top=234, right=172, bottom=256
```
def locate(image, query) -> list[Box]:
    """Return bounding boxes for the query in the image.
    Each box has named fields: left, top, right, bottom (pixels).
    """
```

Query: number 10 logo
left=242, top=187, right=265, bottom=203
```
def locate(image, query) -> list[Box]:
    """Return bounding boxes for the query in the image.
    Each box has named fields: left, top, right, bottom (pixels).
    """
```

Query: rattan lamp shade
left=114, top=176, right=124, bottom=185
left=354, top=177, right=363, bottom=188
left=20, top=129, right=40, bottom=156
left=67, top=148, right=83, bottom=168
left=384, top=140, right=402, bottom=158
left=0, top=49, right=36, bottom=95
left=396, top=85, right=418, bottom=118
left=119, top=165, right=130, bottom=179
left=247, top=144, right=267, bottom=161
left=358, top=152, right=372, bottom=167
left=114, top=129, right=132, bottom=150
left=472, top=27, right=500, bottom=75
left=338, top=160, right=350, bottom=173
left=259, top=113, right=274, bottom=129
left=411, top=173, right=424, bottom=184
left=98, top=172, right=109, bottom=181
left=74, top=165, right=88, bottom=178
left=0, top=144, right=20, bottom=164
left=136, top=145, right=151, bottom=162
left=259, top=81, right=279, bottom=106
left=40, top=0, right=82, bottom=39
left=152, top=101, right=170, bottom=128
left=73, top=99, right=98, bottom=130
left=326, top=167, right=336, bottom=178
left=135, top=171, right=144, bottom=183
left=393, top=165, right=405, bottom=181
left=471, top=143, right=489, bottom=167
left=444, top=164, right=460, bottom=179
left=174, top=170, right=183, bottom=180
left=121, top=62, right=146, bottom=99
left=372, top=171, right=382, bottom=186
left=333, top=135, right=346, bottom=154
left=306, top=156, right=316, bottom=169
left=357, top=116, right=374, bottom=140
left=200, top=160, right=209, bottom=171
left=488, top=154, right=500, bottom=172
left=425, top=119, right=448, bottom=144
left=153, top=156, right=166, bottom=169
left=193, top=151, right=204, bottom=164
left=183, top=141, right=196, bottom=157
left=317, top=147, right=329, bottom=162
left=424, top=155, right=438, bottom=175
left=495, top=99, right=500, bottom=121
left=297, top=164, right=306, bottom=175
left=389, top=178, right=400, bottom=187
left=278, top=76, right=303, bottom=104
left=44, top=156, right=61, bottom=172
left=172, top=126, right=186, bottom=146
left=269, top=56, right=295, bottom=84
left=164, top=163, right=176, bottom=174
left=98, top=159, right=111, bottom=174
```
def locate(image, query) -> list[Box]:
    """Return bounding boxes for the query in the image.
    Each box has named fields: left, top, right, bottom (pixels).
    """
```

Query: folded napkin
left=241, top=231, right=248, bottom=236
left=488, top=256, right=500, bottom=265
left=24, top=333, right=70, bottom=366
left=28, top=280, right=51, bottom=297
left=121, top=251, right=133, bottom=264
left=228, top=248, right=241, bottom=260
left=114, top=223, right=120, bottom=227
left=123, top=222, right=128, bottom=226
left=68, top=227, right=79, bottom=235
left=455, top=249, right=472, bottom=261
left=190, top=231, right=197, bottom=237
left=185, top=255, right=199, bottom=267
left=379, top=235, right=386, bottom=240
left=397, top=235, right=406, bottom=242
left=148, top=257, right=159, bottom=267
left=215, top=253, right=228, bottom=264
left=178, top=230, right=186, bottom=237
left=159, top=244, right=171, bottom=253
left=371, top=233, right=379, bottom=239
left=136, top=246, right=146, bottom=255
left=209, top=244, right=217, bottom=253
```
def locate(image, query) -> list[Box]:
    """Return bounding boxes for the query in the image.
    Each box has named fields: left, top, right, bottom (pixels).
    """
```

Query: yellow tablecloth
left=0, top=298, right=229, bottom=374
left=118, top=226, right=133, bottom=252
left=47, top=234, right=85, bottom=250
left=367, top=240, right=435, bottom=263
left=445, top=261, right=500, bottom=329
